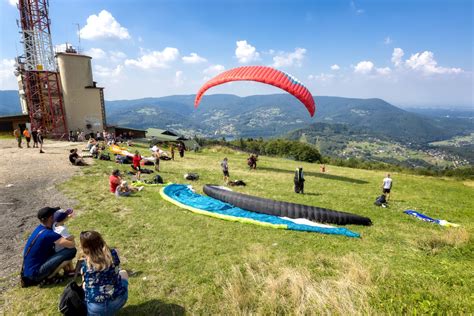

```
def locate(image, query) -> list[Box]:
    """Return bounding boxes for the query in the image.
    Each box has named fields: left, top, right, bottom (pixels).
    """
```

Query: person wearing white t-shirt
left=53, top=208, right=76, bottom=276
left=382, top=174, right=393, bottom=201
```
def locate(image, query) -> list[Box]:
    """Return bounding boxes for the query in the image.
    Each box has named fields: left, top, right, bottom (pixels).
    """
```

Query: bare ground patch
left=0, top=139, right=90, bottom=292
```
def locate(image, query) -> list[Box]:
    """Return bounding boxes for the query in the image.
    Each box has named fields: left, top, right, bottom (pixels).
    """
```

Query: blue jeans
left=87, top=280, right=129, bottom=316
left=32, top=247, right=77, bottom=282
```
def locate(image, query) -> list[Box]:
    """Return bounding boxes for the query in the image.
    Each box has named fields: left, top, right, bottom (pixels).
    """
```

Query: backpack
left=153, top=174, right=164, bottom=184
left=58, top=267, right=86, bottom=316
left=184, top=173, right=199, bottom=180
left=99, top=153, right=110, bottom=161
left=374, top=195, right=387, bottom=206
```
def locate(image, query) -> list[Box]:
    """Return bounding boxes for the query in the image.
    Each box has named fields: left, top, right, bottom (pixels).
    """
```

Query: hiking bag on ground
left=184, top=173, right=199, bottom=180
left=374, top=195, right=387, bottom=206
left=99, top=153, right=111, bottom=161
left=58, top=263, right=86, bottom=315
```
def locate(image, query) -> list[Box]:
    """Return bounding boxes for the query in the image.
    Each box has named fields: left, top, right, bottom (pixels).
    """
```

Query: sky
left=0, top=0, right=472, bottom=107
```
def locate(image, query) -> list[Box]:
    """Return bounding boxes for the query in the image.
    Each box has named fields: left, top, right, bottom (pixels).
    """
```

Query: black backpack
left=374, top=195, right=387, bottom=206
left=99, top=153, right=110, bottom=161
left=153, top=174, right=164, bottom=184
left=58, top=266, right=86, bottom=315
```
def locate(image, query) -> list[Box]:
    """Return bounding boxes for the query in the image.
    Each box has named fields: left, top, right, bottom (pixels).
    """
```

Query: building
left=107, top=125, right=147, bottom=139
left=56, top=52, right=106, bottom=133
left=0, top=114, right=30, bottom=133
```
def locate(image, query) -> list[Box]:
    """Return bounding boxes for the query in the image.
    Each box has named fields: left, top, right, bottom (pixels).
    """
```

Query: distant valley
left=1, top=90, right=472, bottom=168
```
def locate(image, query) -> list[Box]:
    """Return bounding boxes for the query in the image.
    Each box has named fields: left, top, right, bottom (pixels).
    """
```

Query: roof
left=107, top=125, right=147, bottom=132
left=146, top=128, right=179, bottom=137
left=0, top=114, right=29, bottom=120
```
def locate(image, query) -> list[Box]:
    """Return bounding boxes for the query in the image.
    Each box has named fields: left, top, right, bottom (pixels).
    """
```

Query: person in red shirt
left=132, top=151, right=142, bottom=180
left=109, top=170, right=122, bottom=193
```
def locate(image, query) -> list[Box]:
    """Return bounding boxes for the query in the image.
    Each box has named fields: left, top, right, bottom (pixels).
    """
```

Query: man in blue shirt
left=22, top=207, right=77, bottom=285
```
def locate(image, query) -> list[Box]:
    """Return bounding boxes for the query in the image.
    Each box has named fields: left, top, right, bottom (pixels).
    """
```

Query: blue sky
left=0, top=0, right=472, bottom=107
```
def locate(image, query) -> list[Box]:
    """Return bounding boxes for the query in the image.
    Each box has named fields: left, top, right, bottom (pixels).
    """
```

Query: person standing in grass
left=80, top=231, right=129, bottom=316
left=382, top=173, right=393, bottom=201
left=13, top=128, right=22, bottom=148
left=23, top=128, right=31, bottom=148
left=132, top=151, right=142, bottom=180
left=221, top=157, right=229, bottom=183
left=170, top=144, right=175, bottom=160
left=294, top=167, right=305, bottom=194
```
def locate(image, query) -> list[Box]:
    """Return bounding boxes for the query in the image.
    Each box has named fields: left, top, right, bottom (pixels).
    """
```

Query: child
left=53, top=208, right=76, bottom=276
left=132, top=151, right=142, bottom=180
left=80, top=231, right=129, bottom=315
left=221, top=157, right=229, bottom=183
left=115, top=180, right=143, bottom=197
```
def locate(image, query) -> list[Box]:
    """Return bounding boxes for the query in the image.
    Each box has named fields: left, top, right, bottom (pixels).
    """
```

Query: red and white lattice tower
left=16, top=0, right=67, bottom=138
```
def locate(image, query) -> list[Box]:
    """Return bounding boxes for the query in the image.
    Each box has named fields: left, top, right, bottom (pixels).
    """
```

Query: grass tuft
left=417, top=228, right=470, bottom=254
left=220, top=249, right=373, bottom=315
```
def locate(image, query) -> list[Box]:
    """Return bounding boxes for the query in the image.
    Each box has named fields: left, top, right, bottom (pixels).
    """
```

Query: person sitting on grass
left=21, top=207, right=77, bottom=286
left=115, top=180, right=143, bottom=197
left=69, top=148, right=87, bottom=166
left=80, top=231, right=129, bottom=315
left=132, top=151, right=142, bottom=180
left=86, top=138, right=96, bottom=150
left=90, top=144, right=99, bottom=159
left=109, top=169, right=122, bottom=194
left=52, top=208, right=76, bottom=276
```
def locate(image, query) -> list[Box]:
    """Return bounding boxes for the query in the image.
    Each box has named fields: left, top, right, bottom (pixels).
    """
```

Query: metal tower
left=16, top=0, right=67, bottom=138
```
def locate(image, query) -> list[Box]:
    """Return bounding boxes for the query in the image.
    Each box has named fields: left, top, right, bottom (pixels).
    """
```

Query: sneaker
left=138, top=186, right=144, bottom=191
left=40, top=150, right=44, bottom=153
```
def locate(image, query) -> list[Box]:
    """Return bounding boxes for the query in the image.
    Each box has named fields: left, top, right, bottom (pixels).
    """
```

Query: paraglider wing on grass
left=203, top=185, right=372, bottom=226
left=194, top=66, right=316, bottom=117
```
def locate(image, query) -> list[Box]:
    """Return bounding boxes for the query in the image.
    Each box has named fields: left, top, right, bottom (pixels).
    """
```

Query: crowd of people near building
left=13, top=127, right=44, bottom=153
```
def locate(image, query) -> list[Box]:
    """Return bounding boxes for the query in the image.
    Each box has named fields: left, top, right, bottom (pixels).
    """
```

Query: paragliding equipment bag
left=20, top=228, right=46, bottom=287
left=184, top=173, right=199, bottom=180
left=58, top=262, right=86, bottom=315
left=99, top=153, right=111, bottom=161
left=374, top=195, right=387, bottom=206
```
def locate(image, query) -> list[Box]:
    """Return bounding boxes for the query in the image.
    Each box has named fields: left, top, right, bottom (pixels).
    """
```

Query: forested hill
left=105, top=94, right=472, bottom=144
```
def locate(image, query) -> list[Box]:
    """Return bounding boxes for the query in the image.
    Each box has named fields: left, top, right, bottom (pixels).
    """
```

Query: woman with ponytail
left=80, top=231, right=128, bottom=315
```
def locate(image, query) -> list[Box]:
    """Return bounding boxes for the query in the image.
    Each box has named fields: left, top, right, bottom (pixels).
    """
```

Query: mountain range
left=1, top=90, right=472, bottom=145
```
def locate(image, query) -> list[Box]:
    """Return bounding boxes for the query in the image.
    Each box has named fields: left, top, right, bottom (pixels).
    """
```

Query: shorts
left=132, top=165, right=141, bottom=171
left=223, top=170, right=229, bottom=177
left=383, top=188, right=391, bottom=194
left=86, top=279, right=129, bottom=316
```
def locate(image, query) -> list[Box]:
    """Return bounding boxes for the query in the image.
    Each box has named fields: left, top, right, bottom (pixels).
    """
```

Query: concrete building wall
left=57, top=52, right=105, bottom=133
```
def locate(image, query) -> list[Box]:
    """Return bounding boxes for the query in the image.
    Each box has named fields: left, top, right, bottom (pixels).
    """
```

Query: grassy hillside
left=2, top=145, right=473, bottom=314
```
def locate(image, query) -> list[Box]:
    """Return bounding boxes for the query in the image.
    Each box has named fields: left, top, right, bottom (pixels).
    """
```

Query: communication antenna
left=75, top=23, right=81, bottom=51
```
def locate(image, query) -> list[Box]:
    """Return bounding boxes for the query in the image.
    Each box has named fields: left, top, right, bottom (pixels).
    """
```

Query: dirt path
left=0, top=138, right=90, bottom=292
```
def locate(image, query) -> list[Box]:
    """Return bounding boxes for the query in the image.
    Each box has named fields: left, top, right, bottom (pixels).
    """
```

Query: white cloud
left=405, top=51, right=462, bottom=75
left=376, top=67, right=391, bottom=75
left=110, top=51, right=127, bottom=62
left=84, top=48, right=106, bottom=59
left=391, top=48, right=404, bottom=67
left=350, top=1, right=364, bottom=14
left=94, top=65, right=123, bottom=77
left=203, top=64, right=225, bottom=80
left=80, top=10, right=130, bottom=40
left=384, top=37, right=393, bottom=45
left=0, top=59, right=17, bottom=89
left=308, top=73, right=335, bottom=82
left=235, top=40, right=260, bottom=63
left=8, top=0, right=18, bottom=6
left=182, top=53, right=207, bottom=64
left=174, top=70, right=184, bottom=86
left=125, top=47, right=179, bottom=69
left=330, top=64, right=340, bottom=71
left=272, top=48, right=306, bottom=67
left=354, top=61, right=374, bottom=74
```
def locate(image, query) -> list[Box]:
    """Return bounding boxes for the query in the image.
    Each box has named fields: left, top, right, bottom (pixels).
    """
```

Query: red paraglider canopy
left=194, top=66, right=316, bottom=117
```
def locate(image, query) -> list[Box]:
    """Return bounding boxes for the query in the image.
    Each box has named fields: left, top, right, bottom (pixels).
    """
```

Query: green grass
left=2, top=145, right=473, bottom=314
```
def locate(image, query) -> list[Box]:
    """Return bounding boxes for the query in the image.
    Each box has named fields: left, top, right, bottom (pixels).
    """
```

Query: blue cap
left=53, top=208, right=73, bottom=223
